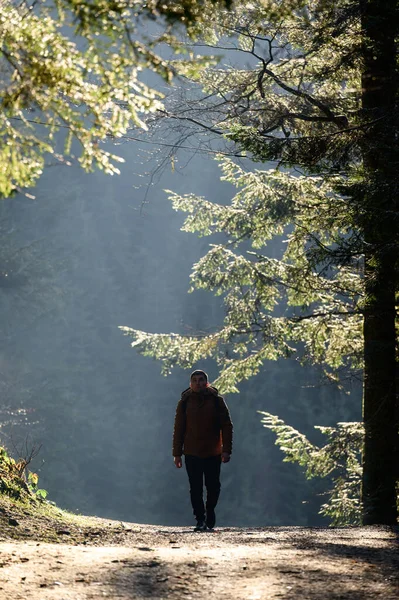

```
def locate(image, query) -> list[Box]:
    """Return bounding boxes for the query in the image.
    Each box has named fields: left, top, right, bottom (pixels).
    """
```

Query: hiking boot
left=194, top=520, right=206, bottom=532
left=206, top=508, right=216, bottom=530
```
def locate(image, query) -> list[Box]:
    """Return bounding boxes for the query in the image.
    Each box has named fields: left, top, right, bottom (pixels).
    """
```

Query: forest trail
left=0, top=526, right=398, bottom=599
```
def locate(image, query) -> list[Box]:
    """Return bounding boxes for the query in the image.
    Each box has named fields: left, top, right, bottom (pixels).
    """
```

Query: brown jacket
left=172, top=386, right=233, bottom=458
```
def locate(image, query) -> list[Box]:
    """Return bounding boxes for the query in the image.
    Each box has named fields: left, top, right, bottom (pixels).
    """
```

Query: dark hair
left=190, top=369, right=208, bottom=382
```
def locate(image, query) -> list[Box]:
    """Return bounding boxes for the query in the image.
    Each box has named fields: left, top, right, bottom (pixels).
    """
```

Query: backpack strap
left=181, top=387, right=191, bottom=400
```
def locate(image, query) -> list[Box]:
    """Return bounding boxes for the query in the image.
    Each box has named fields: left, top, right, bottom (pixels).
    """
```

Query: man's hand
left=221, top=452, right=231, bottom=463
left=174, top=456, right=183, bottom=468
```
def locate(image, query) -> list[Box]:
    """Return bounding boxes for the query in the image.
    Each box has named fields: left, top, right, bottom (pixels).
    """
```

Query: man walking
left=173, top=370, right=233, bottom=531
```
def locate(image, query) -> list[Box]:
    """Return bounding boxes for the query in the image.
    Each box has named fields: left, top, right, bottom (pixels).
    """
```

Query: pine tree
left=121, top=1, right=399, bottom=524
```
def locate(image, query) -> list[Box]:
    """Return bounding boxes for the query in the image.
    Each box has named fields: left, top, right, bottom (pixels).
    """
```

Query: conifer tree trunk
left=361, top=0, right=399, bottom=524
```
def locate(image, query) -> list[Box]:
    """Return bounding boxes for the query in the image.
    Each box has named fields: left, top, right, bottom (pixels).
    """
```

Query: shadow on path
left=96, top=526, right=399, bottom=600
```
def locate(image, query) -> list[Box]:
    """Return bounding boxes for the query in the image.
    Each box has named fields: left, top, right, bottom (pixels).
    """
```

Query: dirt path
left=1, top=526, right=398, bottom=599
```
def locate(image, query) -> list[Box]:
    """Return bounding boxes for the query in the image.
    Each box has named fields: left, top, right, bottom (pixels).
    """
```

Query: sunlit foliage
left=121, top=1, right=367, bottom=391
left=259, top=412, right=363, bottom=525
left=121, top=152, right=363, bottom=393
left=0, top=0, right=227, bottom=197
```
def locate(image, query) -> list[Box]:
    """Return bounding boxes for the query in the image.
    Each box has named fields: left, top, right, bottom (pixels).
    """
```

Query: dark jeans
left=185, top=454, right=221, bottom=521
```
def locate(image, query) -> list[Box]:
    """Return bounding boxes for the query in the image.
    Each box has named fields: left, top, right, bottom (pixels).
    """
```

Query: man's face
left=190, top=374, right=207, bottom=392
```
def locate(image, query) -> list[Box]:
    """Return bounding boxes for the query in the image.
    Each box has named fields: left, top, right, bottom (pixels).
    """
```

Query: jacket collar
left=181, top=385, right=218, bottom=400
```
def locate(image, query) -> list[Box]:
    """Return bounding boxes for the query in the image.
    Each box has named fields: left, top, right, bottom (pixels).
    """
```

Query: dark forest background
left=0, top=134, right=361, bottom=527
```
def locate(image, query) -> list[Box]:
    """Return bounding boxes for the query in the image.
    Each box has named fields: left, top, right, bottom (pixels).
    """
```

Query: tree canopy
left=0, top=0, right=231, bottom=197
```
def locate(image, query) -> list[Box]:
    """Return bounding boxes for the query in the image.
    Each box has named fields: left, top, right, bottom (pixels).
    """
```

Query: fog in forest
left=0, top=120, right=362, bottom=527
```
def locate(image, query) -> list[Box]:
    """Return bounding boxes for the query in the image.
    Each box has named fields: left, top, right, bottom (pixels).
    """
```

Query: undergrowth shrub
left=259, top=412, right=363, bottom=525
left=0, top=446, right=47, bottom=502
